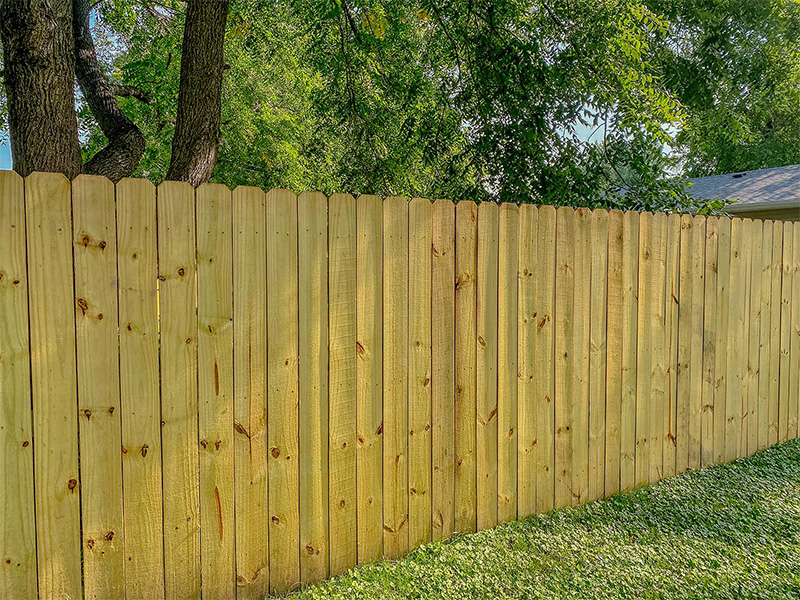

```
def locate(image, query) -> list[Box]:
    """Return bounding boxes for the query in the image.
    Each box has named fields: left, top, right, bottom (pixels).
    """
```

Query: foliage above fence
left=1, top=171, right=798, bottom=599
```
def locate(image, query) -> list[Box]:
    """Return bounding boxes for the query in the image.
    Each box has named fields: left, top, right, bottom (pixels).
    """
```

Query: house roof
left=685, top=163, right=800, bottom=214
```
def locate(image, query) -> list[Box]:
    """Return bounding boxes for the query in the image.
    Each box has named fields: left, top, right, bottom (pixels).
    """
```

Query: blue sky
left=0, top=144, right=11, bottom=170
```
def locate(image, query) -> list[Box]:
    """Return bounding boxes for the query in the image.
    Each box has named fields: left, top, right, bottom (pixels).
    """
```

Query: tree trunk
left=73, top=0, right=146, bottom=182
left=0, top=0, right=82, bottom=178
left=165, top=0, right=229, bottom=186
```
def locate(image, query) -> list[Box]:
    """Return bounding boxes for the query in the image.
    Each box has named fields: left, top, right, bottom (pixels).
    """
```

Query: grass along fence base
left=0, top=171, right=798, bottom=598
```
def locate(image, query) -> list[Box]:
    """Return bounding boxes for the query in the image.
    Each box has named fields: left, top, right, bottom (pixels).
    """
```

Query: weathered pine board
left=232, top=185, right=270, bottom=597
left=604, top=210, right=624, bottom=497
left=791, top=223, right=800, bottom=441
left=779, top=221, right=795, bottom=441
left=746, top=220, right=763, bottom=456
left=72, top=175, right=125, bottom=600
left=676, top=214, right=693, bottom=474
left=382, top=196, right=409, bottom=559
left=588, top=209, right=608, bottom=503
left=476, top=201, right=499, bottom=529
left=266, top=189, right=301, bottom=592
left=700, top=218, right=719, bottom=468
left=767, top=222, right=783, bottom=446
left=157, top=180, right=201, bottom=600
left=534, top=206, right=557, bottom=512
left=517, top=204, right=538, bottom=516
left=432, top=198, right=456, bottom=540
left=713, top=217, right=732, bottom=464
left=116, top=177, right=165, bottom=599
left=688, top=216, right=706, bottom=469
left=663, top=213, right=680, bottom=480
left=328, top=193, right=358, bottom=576
left=408, top=198, right=432, bottom=549
left=620, top=210, right=639, bottom=491
left=635, top=212, right=654, bottom=487
left=648, top=212, right=668, bottom=485
left=554, top=207, right=575, bottom=509
left=756, top=222, right=774, bottom=453
left=497, top=203, right=519, bottom=522
left=298, top=191, right=329, bottom=584
left=0, top=171, right=37, bottom=600
left=725, top=219, right=747, bottom=461
left=454, top=201, right=478, bottom=533
left=196, top=184, right=236, bottom=600
left=356, top=194, right=384, bottom=564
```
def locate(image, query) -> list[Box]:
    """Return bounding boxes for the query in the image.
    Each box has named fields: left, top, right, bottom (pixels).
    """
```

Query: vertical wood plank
left=534, top=206, right=557, bottom=511
left=725, top=219, right=747, bottom=460
left=476, top=202, right=499, bottom=529
left=663, top=214, right=680, bottom=480
left=678, top=215, right=694, bottom=475
left=635, top=211, right=653, bottom=487
left=588, top=209, right=608, bottom=503
left=328, top=193, right=357, bottom=575
left=688, top=216, right=706, bottom=469
left=232, top=186, right=270, bottom=597
left=72, top=176, right=124, bottom=600
left=517, top=204, right=538, bottom=516
left=266, top=189, right=301, bottom=592
left=382, top=196, right=408, bottom=559
left=767, top=222, right=783, bottom=446
left=157, top=181, right=200, bottom=600
left=746, top=220, right=763, bottom=456
left=298, top=191, right=329, bottom=583
left=408, top=198, right=432, bottom=549
left=554, top=207, right=575, bottom=508
left=356, top=194, right=383, bottom=564
left=649, top=212, right=668, bottom=484
left=196, top=184, right=235, bottom=600
left=700, top=218, right=719, bottom=468
left=432, top=199, right=456, bottom=540
left=454, top=201, right=478, bottom=533
left=779, top=221, right=795, bottom=441
left=604, top=210, right=624, bottom=497
left=117, top=177, right=165, bottom=600
left=572, top=208, right=591, bottom=505
left=713, top=218, right=732, bottom=464
left=756, top=222, right=774, bottom=453
left=0, top=171, right=37, bottom=600
left=497, top=203, right=519, bottom=522
left=791, top=223, right=800, bottom=441
left=620, top=211, right=639, bottom=490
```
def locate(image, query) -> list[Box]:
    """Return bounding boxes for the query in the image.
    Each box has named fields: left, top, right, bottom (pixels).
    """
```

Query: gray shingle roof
left=685, top=164, right=800, bottom=213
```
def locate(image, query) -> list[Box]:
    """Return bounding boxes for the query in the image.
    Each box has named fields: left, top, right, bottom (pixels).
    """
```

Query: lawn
left=279, top=439, right=800, bottom=599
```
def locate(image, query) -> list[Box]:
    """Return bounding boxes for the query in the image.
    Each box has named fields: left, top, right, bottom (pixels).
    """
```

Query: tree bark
left=165, top=0, right=229, bottom=186
left=73, top=0, right=146, bottom=182
left=0, top=0, right=82, bottom=178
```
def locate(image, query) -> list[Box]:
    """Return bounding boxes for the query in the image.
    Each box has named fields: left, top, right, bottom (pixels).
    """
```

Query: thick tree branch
left=165, top=0, right=229, bottom=186
left=74, top=0, right=145, bottom=181
left=111, top=84, right=150, bottom=103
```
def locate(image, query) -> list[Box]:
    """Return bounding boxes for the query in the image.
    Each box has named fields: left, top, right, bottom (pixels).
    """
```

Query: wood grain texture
left=117, top=177, right=165, bottom=600
left=713, top=218, right=732, bottom=464
left=790, top=223, right=800, bottom=441
left=497, top=203, right=519, bottom=522
left=298, top=191, right=329, bottom=583
left=779, top=221, right=795, bottom=441
left=746, top=220, right=763, bottom=456
left=266, top=189, right=301, bottom=592
left=768, top=222, right=783, bottom=446
left=756, top=222, right=774, bottom=453
left=635, top=212, right=654, bottom=487
left=604, top=210, right=624, bottom=497
left=688, top=216, right=706, bottom=469
left=356, top=194, right=383, bottom=564
left=700, top=218, right=719, bottom=468
left=620, top=211, right=639, bottom=491
left=196, top=183, right=236, bottom=600
left=588, top=209, right=608, bottom=503
left=725, top=219, right=747, bottom=461
left=328, top=193, right=358, bottom=575
left=0, top=171, right=37, bottom=600
left=663, top=214, right=680, bottom=480
left=432, top=199, right=456, bottom=540
left=232, top=185, right=270, bottom=597
left=572, top=208, right=591, bottom=505
left=454, top=201, right=478, bottom=533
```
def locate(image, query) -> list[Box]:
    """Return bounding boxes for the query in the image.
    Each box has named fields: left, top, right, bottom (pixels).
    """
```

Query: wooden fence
left=1, top=171, right=799, bottom=599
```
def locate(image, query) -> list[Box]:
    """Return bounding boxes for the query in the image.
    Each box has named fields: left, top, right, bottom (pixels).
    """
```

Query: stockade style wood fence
left=1, top=171, right=799, bottom=600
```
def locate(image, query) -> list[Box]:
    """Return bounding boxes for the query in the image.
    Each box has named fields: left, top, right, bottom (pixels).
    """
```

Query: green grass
left=279, top=439, right=800, bottom=599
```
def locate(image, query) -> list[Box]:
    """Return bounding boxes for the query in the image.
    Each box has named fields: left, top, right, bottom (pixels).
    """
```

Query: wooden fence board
left=534, top=206, right=557, bottom=512
left=588, top=209, right=608, bottom=503
left=620, top=211, right=639, bottom=491
left=756, top=222, right=774, bottom=453
left=555, top=207, right=575, bottom=509
left=676, top=214, right=693, bottom=474
left=408, top=198, right=432, bottom=548
left=635, top=212, right=654, bottom=487
left=572, top=209, right=591, bottom=505
left=382, top=196, right=409, bottom=559
left=232, top=186, right=270, bottom=597
left=497, top=203, right=519, bottom=522
left=649, top=212, right=668, bottom=485
left=454, top=201, right=478, bottom=533
left=116, top=177, right=165, bottom=599
left=266, top=189, right=301, bottom=592
left=713, top=218, right=732, bottom=464
left=196, top=184, right=236, bottom=600
left=700, top=218, right=719, bottom=468
left=328, top=194, right=357, bottom=576
left=688, top=216, right=706, bottom=469
left=791, top=223, right=800, bottom=441
left=432, top=199, right=456, bottom=540
left=298, top=191, right=329, bottom=583
left=517, top=204, right=538, bottom=516
left=157, top=181, right=201, bottom=600
left=604, top=210, right=624, bottom=497
left=0, top=171, right=37, bottom=600
left=726, top=219, right=747, bottom=461
left=768, top=222, right=783, bottom=446
left=746, top=220, right=763, bottom=456
left=780, top=222, right=795, bottom=441
left=663, top=214, right=680, bottom=480
left=356, top=195, right=383, bottom=564
left=72, top=175, right=125, bottom=600
left=476, top=202, right=499, bottom=528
